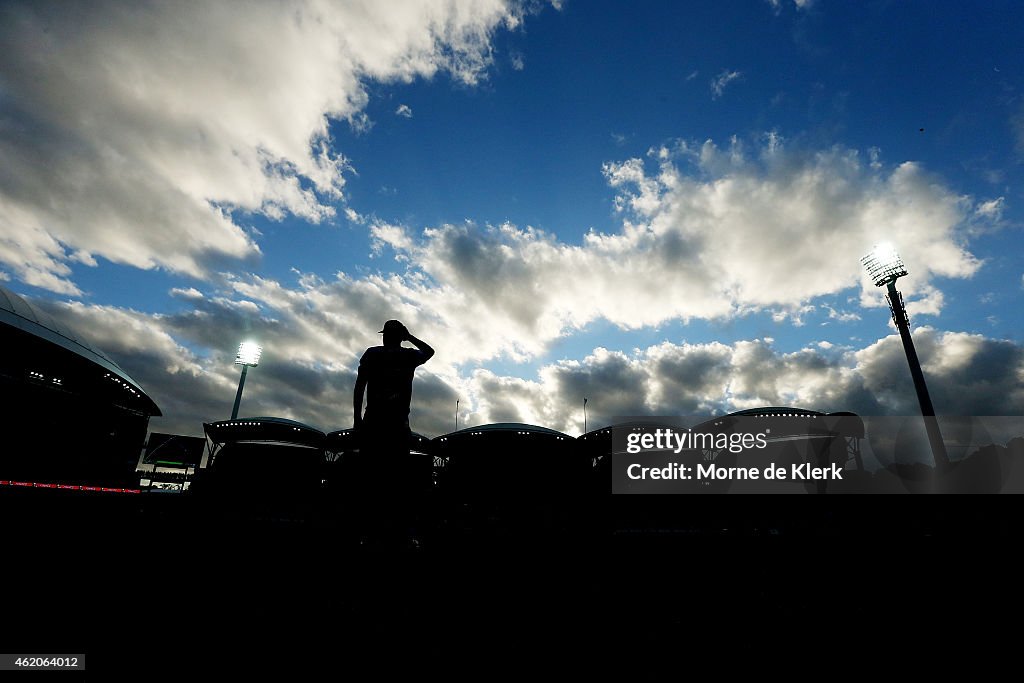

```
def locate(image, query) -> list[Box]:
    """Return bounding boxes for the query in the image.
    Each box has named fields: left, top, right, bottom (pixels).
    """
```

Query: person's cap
left=378, top=319, right=405, bottom=334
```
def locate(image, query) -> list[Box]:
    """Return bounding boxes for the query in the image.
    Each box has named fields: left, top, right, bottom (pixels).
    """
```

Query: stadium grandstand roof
left=326, top=428, right=431, bottom=443
left=0, top=284, right=160, bottom=416
left=713, top=407, right=864, bottom=439
left=725, top=407, right=825, bottom=417
left=204, top=417, right=326, bottom=447
left=436, top=422, right=572, bottom=441
left=581, top=408, right=864, bottom=441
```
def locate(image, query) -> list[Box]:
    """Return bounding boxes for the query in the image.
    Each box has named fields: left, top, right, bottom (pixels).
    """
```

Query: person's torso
left=361, top=346, right=424, bottom=425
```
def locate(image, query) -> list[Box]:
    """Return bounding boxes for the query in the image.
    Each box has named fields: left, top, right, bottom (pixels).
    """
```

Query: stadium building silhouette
left=0, top=284, right=161, bottom=487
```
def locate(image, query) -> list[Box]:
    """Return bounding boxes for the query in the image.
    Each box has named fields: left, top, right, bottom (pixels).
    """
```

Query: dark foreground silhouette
left=4, top=423, right=1022, bottom=676
left=3, top=482, right=1020, bottom=677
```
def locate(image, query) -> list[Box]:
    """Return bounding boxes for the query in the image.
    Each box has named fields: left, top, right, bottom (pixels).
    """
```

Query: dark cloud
left=24, top=286, right=1024, bottom=439
left=547, top=352, right=650, bottom=425
left=406, top=373, right=460, bottom=436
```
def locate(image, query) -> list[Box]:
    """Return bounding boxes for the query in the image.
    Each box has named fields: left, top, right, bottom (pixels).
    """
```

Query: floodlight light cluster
left=235, top=341, right=262, bottom=367
left=861, top=242, right=908, bottom=287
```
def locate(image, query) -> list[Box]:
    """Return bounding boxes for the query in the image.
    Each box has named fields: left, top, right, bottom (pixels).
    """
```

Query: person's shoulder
left=359, top=345, right=385, bottom=362
left=401, top=346, right=431, bottom=364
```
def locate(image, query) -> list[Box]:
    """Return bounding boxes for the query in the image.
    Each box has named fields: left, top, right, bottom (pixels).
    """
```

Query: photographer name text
left=626, top=462, right=844, bottom=481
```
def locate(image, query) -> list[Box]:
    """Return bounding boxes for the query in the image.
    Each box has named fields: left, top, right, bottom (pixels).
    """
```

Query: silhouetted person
left=351, top=320, right=434, bottom=544
left=354, top=320, right=434, bottom=436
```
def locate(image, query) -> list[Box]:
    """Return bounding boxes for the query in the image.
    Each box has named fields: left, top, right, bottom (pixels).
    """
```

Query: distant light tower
left=230, top=341, right=262, bottom=420
left=861, top=243, right=949, bottom=468
left=455, top=399, right=460, bottom=430
left=583, top=397, right=588, bottom=434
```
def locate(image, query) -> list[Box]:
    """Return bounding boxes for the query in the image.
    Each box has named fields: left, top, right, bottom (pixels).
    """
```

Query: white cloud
left=0, top=0, right=524, bottom=293
left=369, top=222, right=415, bottom=256
left=169, top=287, right=204, bottom=300
left=511, top=53, right=525, bottom=71
left=344, top=207, right=366, bottom=224
left=710, top=69, right=743, bottom=99
left=868, top=147, right=882, bottom=170
left=766, top=0, right=815, bottom=12
left=974, top=197, right=1005, bottom=219
left=347, top=136, right=988, bottom=365
left=620, top=138, right=982, bottom=312
left=82, top=134, right=986, bottom=395
left=395, top=104, right=414, bottom=118
left=825, top=306, right=861, bottom=322
left=348, top=112, right=375, bottom=135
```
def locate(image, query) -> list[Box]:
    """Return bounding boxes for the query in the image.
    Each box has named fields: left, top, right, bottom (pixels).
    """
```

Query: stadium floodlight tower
left=861, top=243, right=949, bottom=468
left=230, top=341, right=262, bottom=420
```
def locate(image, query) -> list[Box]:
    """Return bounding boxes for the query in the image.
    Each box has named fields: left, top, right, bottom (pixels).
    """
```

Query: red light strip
left=0, top=481, right=141, bottom=494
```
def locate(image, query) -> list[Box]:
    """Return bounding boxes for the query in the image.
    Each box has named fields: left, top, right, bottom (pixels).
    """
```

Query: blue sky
left=1, top=0, right=1022, bottom=436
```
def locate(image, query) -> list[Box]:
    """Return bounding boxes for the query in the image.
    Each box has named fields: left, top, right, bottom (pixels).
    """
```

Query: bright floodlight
left=858, top=242, right=949, bottom=468
left=861, top=242, right=908, bottom=287
left=235, top=341, right=262, bottom=367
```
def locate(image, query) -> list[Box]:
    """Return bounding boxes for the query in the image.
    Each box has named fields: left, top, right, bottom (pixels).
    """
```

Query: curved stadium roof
left=0, top=284, right=160, bottom=415
left=204, top=416, right=325, bottom=447
left=435, top=422, right=573, bottom=441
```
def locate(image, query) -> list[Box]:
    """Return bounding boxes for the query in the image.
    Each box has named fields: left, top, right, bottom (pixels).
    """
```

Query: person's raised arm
left=405, top=329, right=434, bottom=362
left=353, top=365, right=367, bottom=428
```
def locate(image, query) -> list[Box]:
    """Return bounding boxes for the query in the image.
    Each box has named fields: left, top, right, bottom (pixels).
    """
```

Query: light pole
left=861, top=243, right=949, bottom=469
left=230, top=341, right=262, bottom=420
left=583, top=397, right=588, bottom=434
left=455, top=399, right=460, bottom=430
